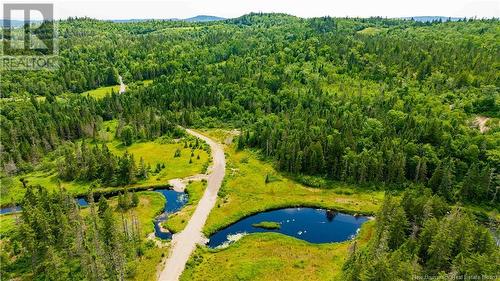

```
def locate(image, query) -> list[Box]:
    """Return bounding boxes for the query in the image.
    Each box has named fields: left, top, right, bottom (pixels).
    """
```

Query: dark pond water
left=207, top=207, right=369, bottom=248
left=76, top=198, right=89, bottom=207
left=153, top=189, right=188, bottom=239
left=0, top=206, right=22, bottom=215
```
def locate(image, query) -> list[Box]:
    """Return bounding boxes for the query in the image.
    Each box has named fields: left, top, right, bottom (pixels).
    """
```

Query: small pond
left=76, top=198, right=89, bottom=207
left=153, top=189, right=188, bottom=239
left=0, top=206, right=22, bottom=215
left=207, top=207, right=369, bottom=248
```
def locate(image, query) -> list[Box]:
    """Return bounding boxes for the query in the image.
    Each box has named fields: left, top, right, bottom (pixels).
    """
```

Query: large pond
left=207, top=207, right=369, bottom=248
left=153, top=189, right=188, bottom=239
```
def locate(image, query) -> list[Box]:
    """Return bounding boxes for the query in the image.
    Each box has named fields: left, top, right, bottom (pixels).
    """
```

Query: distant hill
left=1, top=19, right=43, bottom=27
left=402, top=16, right=463, bottom=22
left=3, top=15, right=467, bottom=27
left=109, top=15, right=225, bottom=23
left=183, top=15, right=225, bottom=22
left=1, top=15, right=225, bottom=27
left=110, top=19, right=152, bottom=23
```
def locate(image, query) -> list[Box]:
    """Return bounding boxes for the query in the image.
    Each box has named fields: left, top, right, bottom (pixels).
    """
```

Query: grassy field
left=97, top=120, right=209, bottom=183
left=0, top=140, right=208, bottom=207
left=174, top=129, right=382, bottom=280
left=82, top=85, right=122, bottom=99
left=135, top=80, right=153, bottom=87
left=357, top=27, right=386, bottom=35
left=181, top=220, right=375, bottom=281
left=128, top=246, right=166, bottom=281
left=101, top=191, right=165, bottom=237
left=81, top=79, right=155, bottom=100
left=201, top=139, right=383, bottom=236
left=108, top=140, right=209, bottom=184
left=164, top=181, right=206, bottom=233
left=196, top=128, right=238, bottom=144
left=3, top=170, right=94, bottom=206
left=0, top=214, right=18, bottom=236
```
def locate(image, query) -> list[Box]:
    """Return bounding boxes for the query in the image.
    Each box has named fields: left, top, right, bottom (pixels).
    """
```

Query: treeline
left=1, top=97, right=103, bottom=170
left=1, top=186, right=144, bottom=280
left=0, top=93, right=182, bottom=174
left=0, top=17, right=218, bottom=97
left=238, top=87, right=498, bottom=204
left=3, top=16, right=498, bottom=110
left=1, top=14, right=499, bottom=207
left=343, top=189, right=499, bottom=280
left=57, top=142, right=149, bottom=186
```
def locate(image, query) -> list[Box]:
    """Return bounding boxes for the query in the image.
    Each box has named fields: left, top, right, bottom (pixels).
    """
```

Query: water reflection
left=208, top=207, right=368, bottom=248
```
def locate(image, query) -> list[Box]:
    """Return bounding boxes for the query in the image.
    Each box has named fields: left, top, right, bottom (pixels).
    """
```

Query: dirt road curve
left=158, top=129, right=225, bottom=281
left=118, top=75, right=126, bottom=94
left=475, top=116, right=490, bottom=133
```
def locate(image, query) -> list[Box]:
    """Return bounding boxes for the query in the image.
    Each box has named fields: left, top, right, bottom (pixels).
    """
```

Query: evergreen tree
left=97, top=195, right=109, bottom=218
left=131, top=192, right=139, bottom=207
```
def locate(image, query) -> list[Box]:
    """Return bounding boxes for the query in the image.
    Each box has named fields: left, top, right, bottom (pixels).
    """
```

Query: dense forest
left=343, top=189, right=499, bottom=280
left=0, top=13, right=499, bottom=280
left=1, top=186, right=143, bottom=280
left=2, top=14, right=498, bottom=204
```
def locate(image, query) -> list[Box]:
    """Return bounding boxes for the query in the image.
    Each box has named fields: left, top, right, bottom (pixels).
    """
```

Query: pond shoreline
left=203, top=201, right=376, bottom=237
left=207, top=207, right=370, bottom=249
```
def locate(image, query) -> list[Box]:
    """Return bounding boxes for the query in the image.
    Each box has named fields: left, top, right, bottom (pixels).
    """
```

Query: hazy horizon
left=2, top=0, right=499, bottom=21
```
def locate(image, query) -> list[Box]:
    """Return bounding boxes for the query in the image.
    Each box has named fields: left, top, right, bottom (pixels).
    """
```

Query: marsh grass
left=181, top=221, right=375, bottom=281
left=203, top=143, right=384, bottom=236
left=251, top=221, right=281, bottom=230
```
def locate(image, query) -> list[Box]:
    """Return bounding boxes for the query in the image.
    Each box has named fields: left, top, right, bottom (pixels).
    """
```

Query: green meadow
left=357, top=26, right=386, bottom=35
left=82, top=85, right=122, bottom=99
left=201, top=136, right=383, bottom=236
left=182, top=221, right=375, bottom=281
left=0, top=214, right=17, bottom=236
left=0, top=120, right=209, bottom=207
left=177, top=129, right=382, bottom=280
left=80, top=79, right=154, bottom=99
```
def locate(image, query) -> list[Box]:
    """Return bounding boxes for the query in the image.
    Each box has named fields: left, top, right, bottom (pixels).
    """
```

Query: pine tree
left=121, top=125, right=134, bottom=146
left=131, top=192, right=139, bottom=207
left=137, top=157, right=148, bottom=179
left=460, top=164, right=479, bottom=202
left=97, top=196, right=109, bottom=218
left=100, top=207, right=125, bottom=280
